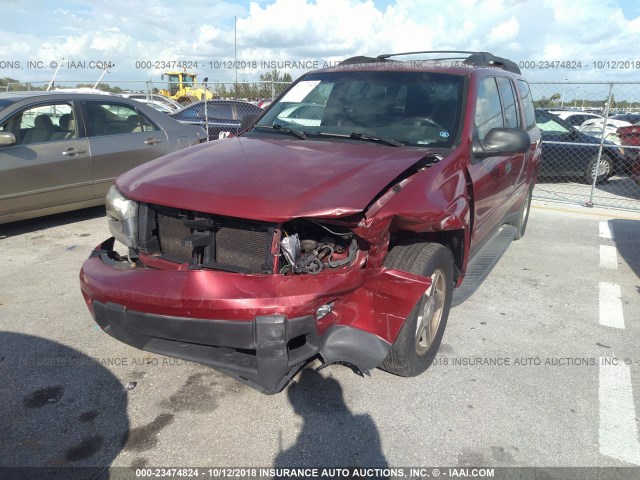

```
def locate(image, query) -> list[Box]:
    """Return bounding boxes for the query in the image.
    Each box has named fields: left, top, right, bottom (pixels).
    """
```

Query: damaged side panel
left=352, top=152, right=470, bottom=270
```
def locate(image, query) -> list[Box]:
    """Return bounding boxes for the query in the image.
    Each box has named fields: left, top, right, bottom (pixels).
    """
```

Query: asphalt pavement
left=1, top=201, right=639, bottom=473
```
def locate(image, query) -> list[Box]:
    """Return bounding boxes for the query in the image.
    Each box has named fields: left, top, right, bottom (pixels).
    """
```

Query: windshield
left=183, top=75, right=195, bottom=87
left=254, top=70, right=464, bottom=147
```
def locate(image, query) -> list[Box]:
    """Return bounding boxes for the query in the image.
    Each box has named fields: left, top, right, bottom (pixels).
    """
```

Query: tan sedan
left=0, top=91, right=206, bottom=224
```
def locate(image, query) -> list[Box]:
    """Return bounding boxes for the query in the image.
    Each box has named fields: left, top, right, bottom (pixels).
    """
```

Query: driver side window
left=1, top=103, right=75, bottom=146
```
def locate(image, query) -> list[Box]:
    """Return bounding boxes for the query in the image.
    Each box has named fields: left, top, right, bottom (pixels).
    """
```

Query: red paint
left=116, top=137, right=445, bottom=222
left=618, top=125, right=640, bottom=185
left=80, top=241, right=429, bottom=343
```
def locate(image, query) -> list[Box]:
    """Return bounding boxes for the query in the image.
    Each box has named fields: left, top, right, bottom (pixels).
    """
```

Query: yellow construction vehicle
left=157, top=71, right=215, bottom=105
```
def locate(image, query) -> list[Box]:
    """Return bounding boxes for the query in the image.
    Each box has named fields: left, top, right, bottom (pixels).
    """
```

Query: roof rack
left=341, top=50, right=521, bottom=74
left=340, top=55, right=390, bottom=66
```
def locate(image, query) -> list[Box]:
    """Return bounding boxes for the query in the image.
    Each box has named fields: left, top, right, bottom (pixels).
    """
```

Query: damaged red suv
left=80, top=51, right=541, bottom=393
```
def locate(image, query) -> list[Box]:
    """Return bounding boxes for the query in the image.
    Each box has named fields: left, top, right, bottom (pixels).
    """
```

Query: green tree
left=75, top=83, right=123, bottom=93
left=259, top=69, right=291, bottom=83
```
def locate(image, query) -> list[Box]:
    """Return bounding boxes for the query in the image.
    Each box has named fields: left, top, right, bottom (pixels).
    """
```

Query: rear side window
left=84, top=102, right=158, bottom=137
left=517, top=79, right=536, bottom=130
left=475, top=77, right=504, bottom=139
left=497, top=77, right=520, bottom=129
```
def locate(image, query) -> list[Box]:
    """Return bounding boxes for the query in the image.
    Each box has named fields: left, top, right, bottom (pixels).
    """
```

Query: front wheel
left=585, top=155, right=613, bottom=184
left=380, top=241, right=454, bottom=377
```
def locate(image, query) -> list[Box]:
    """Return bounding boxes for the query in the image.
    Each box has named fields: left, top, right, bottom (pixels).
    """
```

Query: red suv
left=80, top=51, right=541, bottom=393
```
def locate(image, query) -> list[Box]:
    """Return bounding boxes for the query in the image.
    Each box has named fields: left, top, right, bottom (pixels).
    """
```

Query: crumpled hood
left=116, top=136, right=441, bottom=222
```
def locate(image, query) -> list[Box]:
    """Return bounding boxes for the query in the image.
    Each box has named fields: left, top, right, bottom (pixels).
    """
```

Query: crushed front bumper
left=80, top=238, right=431, bottom=393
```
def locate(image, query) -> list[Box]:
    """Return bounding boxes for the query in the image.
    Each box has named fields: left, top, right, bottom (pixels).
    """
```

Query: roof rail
left=375, top=50, right=521, bottom=75
left=340, top=55, right=390, bottom=65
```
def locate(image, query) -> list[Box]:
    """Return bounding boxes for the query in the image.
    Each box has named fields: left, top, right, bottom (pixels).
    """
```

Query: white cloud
left=2, top=0, right=640, bottom=87
left=487, top=16, right=520, bottom=44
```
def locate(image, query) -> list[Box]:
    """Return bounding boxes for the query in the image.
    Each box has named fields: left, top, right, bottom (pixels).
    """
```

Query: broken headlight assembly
left=105, top=185, right=138, bottom=249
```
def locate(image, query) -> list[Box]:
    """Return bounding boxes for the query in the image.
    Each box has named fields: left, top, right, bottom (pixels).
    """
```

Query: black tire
left=513, top=184, right=533, bottom=241
left=379, top=241, right=454, bottom=377
left=585, top=154, right=614, bottom=184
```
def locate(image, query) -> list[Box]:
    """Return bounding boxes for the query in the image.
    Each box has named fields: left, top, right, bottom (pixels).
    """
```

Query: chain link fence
left=530, top=82, right=640, bottom=212
left=3, top=79, right=291, bottom=103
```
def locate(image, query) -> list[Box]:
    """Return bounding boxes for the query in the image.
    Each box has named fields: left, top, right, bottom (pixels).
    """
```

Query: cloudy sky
left=3, top=0, right=640, bottom=90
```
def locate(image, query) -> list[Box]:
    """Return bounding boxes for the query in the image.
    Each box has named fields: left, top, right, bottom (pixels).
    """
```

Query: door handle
left=144, top=138, right=162, bottom=145
left=62, top=147, right=87, bottom=156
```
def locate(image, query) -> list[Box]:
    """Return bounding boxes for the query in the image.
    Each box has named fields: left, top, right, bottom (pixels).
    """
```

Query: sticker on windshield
left=281, top=80, right=321, bottom=103
left=439, top=131, right=450, bottom=138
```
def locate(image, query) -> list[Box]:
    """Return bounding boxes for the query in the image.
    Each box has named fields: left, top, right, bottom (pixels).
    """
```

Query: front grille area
left=216, top=225, right=272, bottom=273
left=140, top=205, right=275, bottom=274
left=157, top=214, right=192, bottom=260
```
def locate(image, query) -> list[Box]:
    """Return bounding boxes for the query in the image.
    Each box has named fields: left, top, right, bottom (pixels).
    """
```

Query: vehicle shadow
left=609, top=219, right=640, bottom=280
left=274, top=368, right=389, bottom=477
left=594, top=176, right=640, bottom=200
left=0, top=332, right=129, bottom=479
left=0, top=206, right=105, bottom=239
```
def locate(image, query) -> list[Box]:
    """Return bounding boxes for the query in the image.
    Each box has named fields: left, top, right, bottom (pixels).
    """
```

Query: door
left=496, top=76, right=528, bottom=198
left=81, top=101, right=168, bottom=199
left=0, top=101, right=92, bottom=218
left=466, top=76, right=520, bottom=254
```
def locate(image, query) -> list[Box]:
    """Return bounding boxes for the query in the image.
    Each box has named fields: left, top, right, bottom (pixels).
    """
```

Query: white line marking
left=599, top=282, right=625, bottom=329
left=599, top=361, right=640, bottom=465
left=600, top=245, right=618, bottom=270
left=599, top=221, right=614, bottom=240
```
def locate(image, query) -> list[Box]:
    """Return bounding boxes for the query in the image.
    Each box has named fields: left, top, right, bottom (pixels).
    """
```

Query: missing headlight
left=279, top=221, right=358, bottom=275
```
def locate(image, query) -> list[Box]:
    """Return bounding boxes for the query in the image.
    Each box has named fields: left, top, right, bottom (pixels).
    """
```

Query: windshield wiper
left=313, top=131, right=402, bottom=147
left=254, top=124, right=306, bottom=140
left=349, top=132, right=403, bottom=147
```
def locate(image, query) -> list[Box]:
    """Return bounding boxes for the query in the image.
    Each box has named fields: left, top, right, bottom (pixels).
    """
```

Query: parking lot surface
left=1, top=201, right=639, bottom=470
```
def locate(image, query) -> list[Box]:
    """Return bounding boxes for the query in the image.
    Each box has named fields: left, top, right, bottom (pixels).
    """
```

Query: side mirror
left=240, top=114, right=259, bottom=132
left=0, top=132, right=17, bottom=147
left=473, top=128, right=530, bottom=158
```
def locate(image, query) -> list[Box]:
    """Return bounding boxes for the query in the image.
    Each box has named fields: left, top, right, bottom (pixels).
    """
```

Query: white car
left=548, top=110, right=603, bottom=127
left=578, top=118, right=632, bottom=145
left=118, top=93, right=182, bottom=111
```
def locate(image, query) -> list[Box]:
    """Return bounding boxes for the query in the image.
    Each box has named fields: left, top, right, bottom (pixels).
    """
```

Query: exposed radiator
left=148, top=207, right=274, bottom=273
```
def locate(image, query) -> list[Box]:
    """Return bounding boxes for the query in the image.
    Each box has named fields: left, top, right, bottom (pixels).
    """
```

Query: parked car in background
left=578, top=117, right=631, bottom=145
left=610, top=113, right=640, bottom=125
left=535, top=109, right=627, bottom=183
left=617, top=124, right=640, bottom=185
left=0, top=91, right=206, bottom=224
left=169, top=99, right=263, bottom=140
left=119, top=93, right=182, bottom=111
left=548, top=110, right=603, bottom=127
left=131, top=100, right=174, bottom=114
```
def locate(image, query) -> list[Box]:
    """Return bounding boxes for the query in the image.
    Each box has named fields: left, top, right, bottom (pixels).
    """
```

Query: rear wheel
left=585, top=155, right=613, bottom=184
left=380, top=241, right=454, bottom=377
